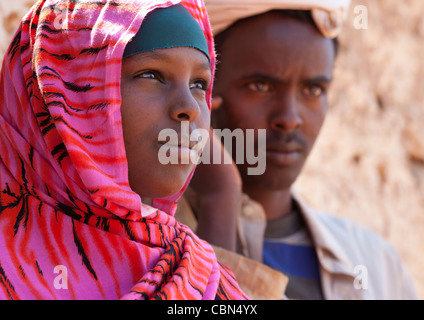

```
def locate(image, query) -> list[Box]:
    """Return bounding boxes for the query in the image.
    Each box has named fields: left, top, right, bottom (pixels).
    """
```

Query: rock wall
left=1, top=0, right=423, bottom=299
left=0, top=1, right=34, bottom=59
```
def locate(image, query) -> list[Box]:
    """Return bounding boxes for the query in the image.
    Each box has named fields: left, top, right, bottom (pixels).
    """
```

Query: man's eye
left=303, top=85, right=324, bottom=97
left=247, top=81, right=271, bottom=93
left=190, top=79, right=209, bottom=91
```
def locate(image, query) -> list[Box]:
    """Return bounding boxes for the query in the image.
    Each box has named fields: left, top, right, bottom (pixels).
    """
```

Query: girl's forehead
left=123, top=3, right=210, bottom=62
left=122, top=46, right=211, bottom=68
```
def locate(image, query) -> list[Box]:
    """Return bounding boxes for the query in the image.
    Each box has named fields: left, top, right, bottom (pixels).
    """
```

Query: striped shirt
left=263, top=204, right=324, bottom=300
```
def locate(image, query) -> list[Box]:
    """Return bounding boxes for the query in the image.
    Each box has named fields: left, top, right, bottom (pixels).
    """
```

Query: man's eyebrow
left=239, top=73, right=332, bottom=84
left=239, top=73, right=284, bottom=83
left=303, top=76, right=332, bottom=84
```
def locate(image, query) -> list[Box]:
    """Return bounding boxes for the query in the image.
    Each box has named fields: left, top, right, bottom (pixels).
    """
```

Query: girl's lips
left=160, top=134, right=199, bottom=149
left=166, top=145, right=199, bottom=164
left=158, top=134, right=201, bottom=165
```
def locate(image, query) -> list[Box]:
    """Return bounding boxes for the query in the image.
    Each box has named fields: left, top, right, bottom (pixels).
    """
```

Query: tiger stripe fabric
left=0, top=0, right=249, bottom=300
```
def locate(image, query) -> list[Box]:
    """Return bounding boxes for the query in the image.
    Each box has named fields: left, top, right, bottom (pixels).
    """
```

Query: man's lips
left=265, top=141, right=303, bottom=165
left=266, top=139, right=304, bottom=153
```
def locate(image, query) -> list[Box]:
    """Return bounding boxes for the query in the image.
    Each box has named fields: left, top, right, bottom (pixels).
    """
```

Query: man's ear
left=210, top=96, right=223, bottom=129
left=211, top=96, right=223, bottom=110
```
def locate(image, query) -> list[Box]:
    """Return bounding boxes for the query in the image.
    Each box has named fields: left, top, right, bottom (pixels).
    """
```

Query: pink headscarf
left=0, top=0, right=248, bottom=300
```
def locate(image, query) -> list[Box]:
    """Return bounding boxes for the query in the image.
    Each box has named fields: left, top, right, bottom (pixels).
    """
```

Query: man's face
left=212, top=12, right=336, bottom=190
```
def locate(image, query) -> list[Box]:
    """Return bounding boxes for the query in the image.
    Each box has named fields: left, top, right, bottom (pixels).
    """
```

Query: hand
left=185, top=96, right=242, bottom=251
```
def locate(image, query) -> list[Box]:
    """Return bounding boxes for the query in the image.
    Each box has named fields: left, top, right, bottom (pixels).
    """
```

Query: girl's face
left=120, top=47, right=211, bottom=203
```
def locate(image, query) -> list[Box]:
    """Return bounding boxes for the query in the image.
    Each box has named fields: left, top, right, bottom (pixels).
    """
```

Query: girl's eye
left=135, top=71, right=160, bottom=80
left=190, top=79, right=209, bottom=91
left=303, top=85, right=324, bottom=97
left=247, top=81, right=271, bottom=93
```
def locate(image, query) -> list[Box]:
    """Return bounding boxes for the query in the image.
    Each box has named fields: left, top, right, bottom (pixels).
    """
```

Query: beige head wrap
left=205, top=0, right=351, bottom=38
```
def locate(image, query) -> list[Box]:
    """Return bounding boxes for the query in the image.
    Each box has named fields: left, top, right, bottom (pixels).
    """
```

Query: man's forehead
left=205, top=0, right=351, bottom=38
left=226, top=11, right=323, bottom=43
left=216, top=18, right=335, bottom=82
left=217, top=12, right=336, bottom=66
left=220, top=14, right=332, bottom=59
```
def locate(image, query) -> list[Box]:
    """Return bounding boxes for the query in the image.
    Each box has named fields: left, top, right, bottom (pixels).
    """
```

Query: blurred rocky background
left=295, top=0, right=424, bottom=299
left=1, top=0, right=423, bottom=299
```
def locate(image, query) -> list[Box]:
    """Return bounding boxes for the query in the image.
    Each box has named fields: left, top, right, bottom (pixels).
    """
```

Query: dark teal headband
left=123, top=4, right=210, bottom=61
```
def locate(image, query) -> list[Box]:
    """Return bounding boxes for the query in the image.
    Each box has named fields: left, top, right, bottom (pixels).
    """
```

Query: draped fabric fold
left=0, top=0, right=248, bottom=300
left=205, top=0, right=351, bottom=38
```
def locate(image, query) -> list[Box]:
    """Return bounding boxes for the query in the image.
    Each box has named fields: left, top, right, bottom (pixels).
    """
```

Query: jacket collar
left=291, top=191, right=356, bottom=278
left=292, top=191, right=365, bottom=299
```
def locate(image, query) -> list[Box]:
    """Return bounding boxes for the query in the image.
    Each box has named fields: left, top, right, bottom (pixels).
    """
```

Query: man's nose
left=269, top=92, right=302, bottom=132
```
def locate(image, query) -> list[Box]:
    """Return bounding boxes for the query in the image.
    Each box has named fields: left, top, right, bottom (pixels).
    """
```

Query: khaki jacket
left=237, top=192, right=419, bottom=300
left=176, top=191, right=419, bottom=300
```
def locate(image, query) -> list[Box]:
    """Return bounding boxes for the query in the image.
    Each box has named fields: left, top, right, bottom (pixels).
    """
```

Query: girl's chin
left=141, top=178, right=191, bottom=199
left=130, top=164, right=194, bottom=201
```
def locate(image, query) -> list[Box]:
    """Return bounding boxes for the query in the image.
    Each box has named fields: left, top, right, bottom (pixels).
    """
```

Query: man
left=176, top=0, right=418, bottom=299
